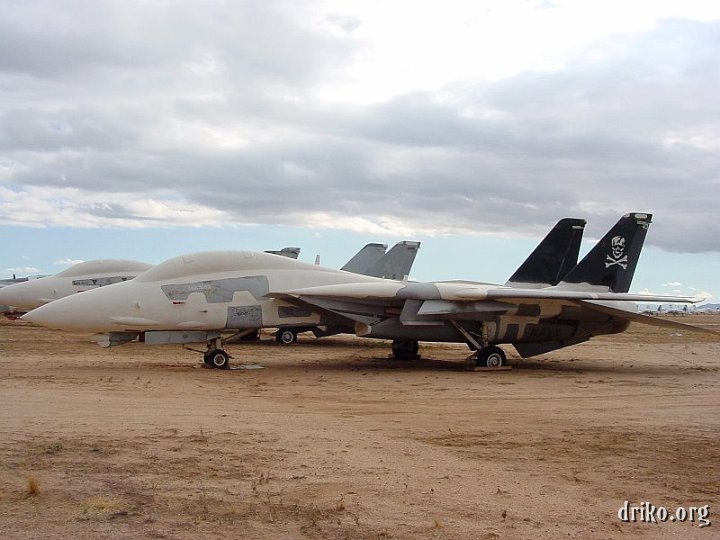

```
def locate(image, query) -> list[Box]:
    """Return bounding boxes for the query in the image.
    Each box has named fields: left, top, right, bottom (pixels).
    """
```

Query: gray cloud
left=1, top=3, right=718, bottom=253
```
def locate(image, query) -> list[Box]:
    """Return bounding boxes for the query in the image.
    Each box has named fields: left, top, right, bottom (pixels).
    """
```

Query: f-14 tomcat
left=23, top=213, right=711, bottom=369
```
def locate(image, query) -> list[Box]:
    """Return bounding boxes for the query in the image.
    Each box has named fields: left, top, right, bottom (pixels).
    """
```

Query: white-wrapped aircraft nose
left=21, top=283, right=127, bottom=332
left=0, top=279, right=50, bottom=312
left=21, top=295, right=93, bottom=331
left=21, top=278, right=170, bottom=333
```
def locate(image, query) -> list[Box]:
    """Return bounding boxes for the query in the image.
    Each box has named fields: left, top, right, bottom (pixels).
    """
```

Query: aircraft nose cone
left=0, top=285, right=20, bottom=308
left=0, top=287, right=9, bottom=302
left=22, top=302, right=68, bottom=329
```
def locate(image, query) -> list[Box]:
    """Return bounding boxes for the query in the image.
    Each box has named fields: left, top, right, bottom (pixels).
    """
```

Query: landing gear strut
left=448, top=321, right=507, bottom=369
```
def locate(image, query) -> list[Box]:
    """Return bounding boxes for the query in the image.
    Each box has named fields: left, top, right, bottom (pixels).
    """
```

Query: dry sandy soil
left=0, top=316, right=719, bottom=539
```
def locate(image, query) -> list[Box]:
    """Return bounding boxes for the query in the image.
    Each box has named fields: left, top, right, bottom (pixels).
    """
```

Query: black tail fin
left=559, top=212, right=652, bottom=293
left=365, top=241, right=421, bottom=280
left=506, top=218, right=586, bottom=287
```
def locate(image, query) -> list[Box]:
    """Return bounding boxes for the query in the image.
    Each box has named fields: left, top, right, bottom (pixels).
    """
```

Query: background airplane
left=23, top=213, right=711, bottom=370
left=0, top=259, right=152, bottom=315
left=264, top=247, right=301, bottom=259
left=1, top=275, right=35, bottom=315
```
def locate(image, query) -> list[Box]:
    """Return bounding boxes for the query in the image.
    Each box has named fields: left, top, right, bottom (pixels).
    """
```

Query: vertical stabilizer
left=506, top=218, right=586, bottom=288
left=364, top=241, right=421, bottom=280
left=559, top=212, right=652, bottom=292
left=341, top=243, right=387, bottom=273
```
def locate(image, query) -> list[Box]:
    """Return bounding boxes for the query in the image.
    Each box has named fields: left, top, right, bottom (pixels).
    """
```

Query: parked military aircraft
left=23, top=213, right=710, bottom=369
left=0, top=259, right=152, bottom=314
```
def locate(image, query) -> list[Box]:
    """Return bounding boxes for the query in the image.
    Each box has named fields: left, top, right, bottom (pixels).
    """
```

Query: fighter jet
left=0, top=259, right=152, bottom=314
left=23, top=213, right=710, bottom=369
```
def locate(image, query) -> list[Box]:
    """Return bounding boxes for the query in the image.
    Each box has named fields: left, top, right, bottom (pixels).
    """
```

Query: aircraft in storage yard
left=23, top=213, right=714, bottom=369
left=0, top=259, right=153, bottom=315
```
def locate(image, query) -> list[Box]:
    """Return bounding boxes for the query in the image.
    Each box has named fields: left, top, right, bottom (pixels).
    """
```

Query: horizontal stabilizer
left=578, top=301, right=720, bottom=335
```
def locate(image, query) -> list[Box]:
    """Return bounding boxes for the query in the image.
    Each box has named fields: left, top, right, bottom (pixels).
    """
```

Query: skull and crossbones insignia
left=605, top=236, right=628, bottom=269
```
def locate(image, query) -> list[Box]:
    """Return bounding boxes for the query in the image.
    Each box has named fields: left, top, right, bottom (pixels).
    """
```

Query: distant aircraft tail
left=364, top=241, right=421, bottom=280
left=558, top=212, right=652, bottom=293
left=341, top=243, right=387, bottom=274
left=506, top=218, right=586, bottom=288
left=265, top=247, right=301, bottom=259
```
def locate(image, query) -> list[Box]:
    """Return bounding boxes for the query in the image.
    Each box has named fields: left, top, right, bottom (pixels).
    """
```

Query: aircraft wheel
left=477, top=346, right=506, bottom=368
left=207, top=349, right=230, bottom=369
left=203, top=351, right=214, bottom=366
left=276, top=328, right=298, bottom=344
left=392, top=339, right=419, bottom=359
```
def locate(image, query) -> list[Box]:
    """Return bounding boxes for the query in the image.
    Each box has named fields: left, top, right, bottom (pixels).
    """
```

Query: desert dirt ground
left=0, top=316, right=719, bottom=539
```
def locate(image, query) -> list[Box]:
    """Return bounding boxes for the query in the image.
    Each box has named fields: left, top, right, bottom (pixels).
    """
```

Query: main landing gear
left=204, top=348, right=230, bottom=369
left=474, top=345, right=506, bottom=368
left=275, top=328, right=298, bottom=344
left=448, top=321, right=507, bottom=368
left=203, top=335, right=231, bottom=369
left=391, top=339, right=420, bottom=359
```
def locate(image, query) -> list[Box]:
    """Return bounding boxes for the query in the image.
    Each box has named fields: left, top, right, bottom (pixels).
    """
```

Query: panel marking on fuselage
left=161, top=276, right=270, bottom=303
left=226, top=305, right=263, bottom=328
left=72, top=276, right=135, bottom=287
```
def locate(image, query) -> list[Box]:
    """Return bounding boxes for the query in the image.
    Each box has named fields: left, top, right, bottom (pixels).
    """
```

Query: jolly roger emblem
left=605, top=236, right=628, bottom=269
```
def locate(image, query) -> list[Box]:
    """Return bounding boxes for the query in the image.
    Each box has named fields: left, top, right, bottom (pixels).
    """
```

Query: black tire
left=203, top=351, right=214, bottom=366
left=207, top=349, right=230, bottom=369
left=276, top=328, right=298, bottom=345
left=391, top=339, right=419, bottom=359
left=477, top=346, right=506, bottom=368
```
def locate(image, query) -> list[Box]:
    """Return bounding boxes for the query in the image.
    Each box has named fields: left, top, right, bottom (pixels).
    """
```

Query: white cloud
left=3, top=267, right=41, bottom=276
left=53, top=259, right=85, bottom=267
left=0, top=1, right=718, bottom=255
left=0, top=186, right=232, bottom=229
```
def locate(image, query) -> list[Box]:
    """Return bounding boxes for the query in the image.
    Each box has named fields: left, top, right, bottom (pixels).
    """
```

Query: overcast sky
left=1, top=0, right=719, bottom=299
